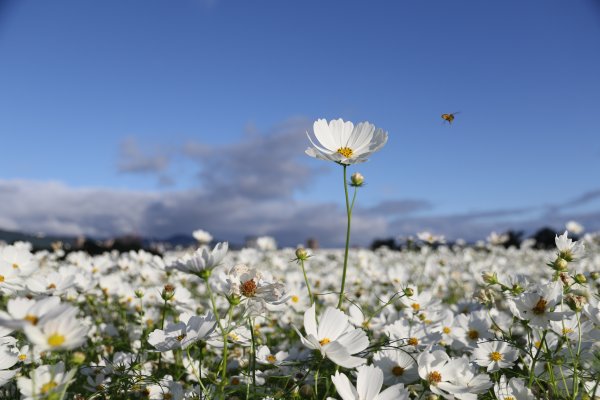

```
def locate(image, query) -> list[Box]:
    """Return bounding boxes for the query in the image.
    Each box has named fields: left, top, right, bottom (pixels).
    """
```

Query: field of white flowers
left=1, top=231, right=599, bottom=400
left=1, top=119, right=599, bottom=399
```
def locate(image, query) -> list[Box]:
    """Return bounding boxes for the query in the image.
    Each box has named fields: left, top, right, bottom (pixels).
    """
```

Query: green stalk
left=299, top=258, right=314, bottom=305
left=337, top=164, right=352, bottom=309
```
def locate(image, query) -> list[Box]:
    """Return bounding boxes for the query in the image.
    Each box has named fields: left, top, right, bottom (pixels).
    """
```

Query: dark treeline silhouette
left=371, top=227, right=575, bottom=251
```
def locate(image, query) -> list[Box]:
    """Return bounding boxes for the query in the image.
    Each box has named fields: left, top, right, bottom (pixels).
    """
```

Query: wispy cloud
left=117, top=137, right=170, bottom=175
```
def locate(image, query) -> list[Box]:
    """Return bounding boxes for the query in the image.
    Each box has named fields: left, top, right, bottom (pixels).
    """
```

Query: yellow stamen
left=266, top=354, right=277, bottom=364
left=291, top=295, right=299, bottom=303
left=467, top=329, right=479, bottom=340
left=319, top=338, right=331, bottom=346
left=0, top=275, right=4, bottom=283
left=407, top=337, right=419, bottom=346
left=47, top=333, right=65, bottom=347
left=41, top=381, right=58, bottom=394
left=443, top=326, right=451, bottom=334
left=392, top=366, right=405, bottom=376
left=12, top=263, right=19, bottom=269
left=489, top=351, right=503, bottom=362
left=336, top=147, right=353, bottom=158
left=428, top=371, right=442, bottom=384
left=411, top=303, right=420, bottom=311
left=18, top=354, right=27, bottom=361
left=24, top=314, right=38, bottom=325
left=532, top=298, right=547, bottom=315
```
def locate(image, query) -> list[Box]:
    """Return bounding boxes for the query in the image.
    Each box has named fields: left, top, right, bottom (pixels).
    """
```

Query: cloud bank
left=4, top=118, right=600, bottom=246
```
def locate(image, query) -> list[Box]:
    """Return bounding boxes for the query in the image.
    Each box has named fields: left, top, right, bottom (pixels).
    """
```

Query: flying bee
left=441, top=112, right=459, bottom=124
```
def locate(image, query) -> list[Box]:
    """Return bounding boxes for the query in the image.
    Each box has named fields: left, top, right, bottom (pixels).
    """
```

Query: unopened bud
left=350, top=172, right=365, bottom=187
left=71, top=351, right=86, bottom=365
left=404, top=287, right=414, bottom=297
left=590, top=272, right=600, bottom=280
left=295, top=247, right=309, bottom=261
left=134, top=289, right=144, bottom=299
left=574, top=273, right=587, bottom=284
left=161, top=284, right=175, bottom=300
left=299, top=384, right=313, bottom=398
left=482, top=271, right=498, bottom=285
left=554, top=257, right=568, bottom=271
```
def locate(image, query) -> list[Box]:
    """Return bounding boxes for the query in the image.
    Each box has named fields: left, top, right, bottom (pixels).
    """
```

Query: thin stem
left=249, top=318, right=256, bottom=392
left=337, top=164, right=352, bottom=309
left=299, top=258, right=314, bottom=305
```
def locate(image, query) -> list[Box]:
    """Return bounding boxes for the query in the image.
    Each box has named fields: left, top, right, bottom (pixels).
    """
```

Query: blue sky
left=1, top=0, right=599, bottom=246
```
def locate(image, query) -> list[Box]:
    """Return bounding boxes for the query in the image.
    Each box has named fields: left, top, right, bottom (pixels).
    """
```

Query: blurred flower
left=565, top=220, right=584, bottom=235
left=417, top=231, right=445, bottom=245
left=192, top=229, right=213, bottom=244
left=555, top=230, right=584, bottom=262
left=167, top=242, right=228, bottom=277
left=331, top=365, right=410, bottom=400
left=17, top=361, right=76, bottom=400
left=305, top=118, right=387, bottom=165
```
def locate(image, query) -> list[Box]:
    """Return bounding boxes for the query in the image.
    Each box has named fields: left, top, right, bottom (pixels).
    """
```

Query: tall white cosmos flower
left=167, top=242, right=228, bottom=277
left=555, top=230, right=584, bottom=261
left=331, top=365, right=410, bottom=400
left=295, top=304, right=369, bottom=368
left=305, top=118, right=387, bottom=165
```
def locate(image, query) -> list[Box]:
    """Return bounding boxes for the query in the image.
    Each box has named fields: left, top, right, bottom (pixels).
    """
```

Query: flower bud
left=481, top=271, right=498, bottom=285
left=554, top=257, right=568, bottom=271
left=404, top=287, right=414, bottom=297
left=590, top=272, right=600, bottom=280
left=71, top=352, right=86, bottom=365
left=350, top=172, right=365, bottom=187
left=295, top=247, right=309, bottom=261
left=574, top=273, right=587, bottom=284
left=161, top=284, right=175, bottom=301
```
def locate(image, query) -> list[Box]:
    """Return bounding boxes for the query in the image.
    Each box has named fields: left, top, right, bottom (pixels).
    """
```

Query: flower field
left=1, top=119, right=599, bottom=399
left=1, top=231, right=600, bottom=399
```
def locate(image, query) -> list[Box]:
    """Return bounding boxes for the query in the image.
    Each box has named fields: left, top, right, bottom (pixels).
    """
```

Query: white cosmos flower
left=23, top=307, right=89, bottom=351
left=472, top=341, right=519, bottom=372
left=565, top=220, right=584, bottom=235
left=192, top=229, right=213, bottom=244
left=148, top=312, right=216, bottom=351
left=331, top=365, right=410, bottom=400
left=305, top=118, right=388, bottom=165
left=555, top=230, right=584, bottom=261
left=494, top=375, right=534, bottom=399
left=167, top=242, right=228, bottom=276
left=295, top=304, right=369, bottom=369
left=17, top=361, right=76, bottom=400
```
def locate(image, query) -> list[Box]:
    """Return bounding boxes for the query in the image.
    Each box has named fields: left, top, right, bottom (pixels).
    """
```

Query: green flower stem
left=204, top=277, right=229, bottom=397
left=299, top=258, right=314, bottom=305
left=337, top=164, right=357, bottom=309
left=248, top=317, right=257, bottom=396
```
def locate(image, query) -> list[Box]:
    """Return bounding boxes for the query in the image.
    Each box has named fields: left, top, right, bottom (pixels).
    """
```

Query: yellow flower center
left=505, top=397, right=515, bottom=400
left=41, top=381, right=58, bottom=394
left=411, top=303, right=420, bottom=311
left=12, top=263, right=19, bottom=269
left=47, top=283, right=57, bottom=290
left=291, top=295, right=299, bottom=303
left=562, top=328, right=573, bottom=335
left=392, top=366, right=405, bottom=376
left=24, top=314, right=39, bottom=325
left=0, top=275, right=4, bottom=283
left=266, top=354, right=277, bottom=364
left=47, top=333, right=66, bottom=347
left=467, top=329, right=479, bottom=340
left=336, top=147, right=353, bottom=158
left=407, top=337, right=419, bottom=346
left=228, top=332, right=240, bottom=341
left=532, top=297, right=547, bottom=315
left=489, top=351, right=503, bottom=361
left=18, top=354, right=27, bottom=361
left=428, top=371, right=442, bottom=384
left=319, top=338, right=331, bottom=346
left=176, top=334, right=186, bottom=342
left=231, top=377, right=240, bottom=385
left=443, top=326, right=451, bottom=334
